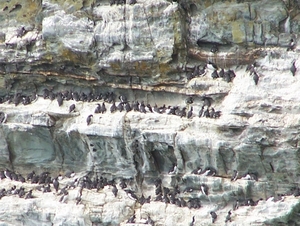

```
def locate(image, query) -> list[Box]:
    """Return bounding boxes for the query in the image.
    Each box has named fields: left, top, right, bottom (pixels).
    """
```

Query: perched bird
left=86, top=114, right=93, bottom=126
left=69, top=104, right=75, bottom=113
left=189, top=216, right=195, bottom=226
left=0, top=112, right=7, bottom=123
left=211, top=70, right=219, bottom=79
left=291, top=61, right=297, bottom=76
left=59, top=191, right=68, bottom=203
left=125, top=102, right=132, bottom=112
left=211, top=44, right=218, bottom=53
left=200, top=183, right=209, bottom=195
left=56, top=92, right=63, bottom=106
left=25, top=190, right=33, bottom=199
left=101, top=102, right=106, bottom=113
left=119, top=179, right=127, bottom=189
left=207, top=61, right=218, bottom=70
left=191, top=167, right=202, bottom=175
left=187, top=107, right=193, bottom=119
left=210, top=211, right=217, bottom=223
left=110, top=102, right=117, bottom=113
left=53, top=178, right=59, bottom=192
left=127, top=214, right=136, bottom=223
left=117, top=102, right=124, bottom=112
left=168, top=163, right=178, bottom=175
left=231, top=170, right=238, bottom=181
left=198, top=106, right=204, bottom=117
left=287, top=38, right=296, bottom=51
left=112, top=185, right=118, bottom=197
left=219, top=68, right=225, bottom=78
left=125, top=189, right=138, bottom=201
left=253, top=72, right=259, bottom=85
left=94, top=104, right=101, bottom=113
left=225, top=210, right=232, bottom=223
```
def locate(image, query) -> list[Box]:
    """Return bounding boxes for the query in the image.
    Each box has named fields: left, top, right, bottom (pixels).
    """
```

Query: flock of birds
left=0, top=84, right=222, bottom=125
left=186, top=57, right=297, bottom=87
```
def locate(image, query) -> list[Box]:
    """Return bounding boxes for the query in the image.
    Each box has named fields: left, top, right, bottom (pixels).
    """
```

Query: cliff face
left=1, top=0, right=300, bottom=225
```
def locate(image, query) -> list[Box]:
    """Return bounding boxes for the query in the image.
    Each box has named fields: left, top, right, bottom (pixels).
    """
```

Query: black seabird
left=72, top=92, right=79, bottom=101
left=287, top=38, right=296, bottom=51
left=146, top=215, right=154, bottom=226
left=101, top=102, right=106, bottom=113
left=127, top=214, right=136, bottom=223
left=27, top=171, right=35, bottom=180
left=146, top=104, right=153, bottom=113
left=203, top=107, right=210, bottom=118
left=25, top=190, right=33, bottom=199
left=13, top=93, right=22, bottom=106
left=56, top=92, right=63, bottom=106
left=125, top=102, right=132, bottom=112
left=291, top=61, right=297, bottom=76
left=187, top=107, right=193, bottom=119
left=110, top=102, right=117, bottom=113
left=0, top=112, right=7, bottom=123
left=191, top=167, right=202, bottom=174
left=219, top=68, right=225, bottom=78
left=168, top=163, right=178, bottom=174
left=179, top=107, right=187, bottom=118
left=202, top=166, right=217, bottom=176
left=128, top=0, right=137, bottom=5
left=112, top=185, right=118, bottom=197
left=117, top=102, right=124, bottom=112
left=59, top=191, right=68, bottom=203
left=211, top=44, right=218, bottom=53
left=200, top=183, right=209, bottom=195
left=211, top=70, right=219, bottom=79
left=132, top=101, right=139, bottom=111
left=189, top=216, right=195, bottom=226
left=119, top=95, right=127, bottom=103
left=198, top=106, right=204, bottom=117
left=198, top=65, right=207, bottom=76
left=225, top=210, right=232, bottom=223
left=253, top=72, right=259, bottom=85
left=231, top=170, right=238, bottom=181
left=140, top=101, right=146, bottom=113
left=86, top=114, right=93, bottom=126
left=94, top=104, right=101, bottom=114
left=125, top=189, right=138, bottom=201
left=186, top=96, right=194, bottom=104
left=53, top=177, right=59, bottom=192
left=69, top=104, right=75, bottom=113
left=207, top=61, right=218, bottom=70
left=4, top=169, right=12, bottom=180
left=210, top=211, right=217, bottom=223
left=209, top=107, right=215, bottom=118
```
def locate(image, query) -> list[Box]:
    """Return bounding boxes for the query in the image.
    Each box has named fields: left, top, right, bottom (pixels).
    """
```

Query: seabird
left=210, top=211, right=217, bottom=223
left=146, top=104, right=153, bottom=113
left=69, top=104, right=75, bottom=113
left=179, top=107, right=187, bottom=118
left=200, top=183, right=209, bottom=195
left=198, top=65, right=208, bottom=76
left=53, top=177, right=59, bottom=192
left=59, top=191, right=68, bottom=203
left=186, top=96, right=194, bottom=104
left=207, top=61, right=218, bottom=70
left=146, top=215, right=155, bottom=226
left=65, top=171, right=75, bottom=178
left=211, top=70, right=219, bottom=79
left=140, top=101, right=146, bottom=113
left=211, top=44, right=218, bottom=53
left=56, top=92, right=63, bottom=106
left=86, top=114, right=93, bottom=126
left=101, top=102, right=106, bottom=113
left=253, top=72, right=259, bottom=85
left=189, top=216, right=195, bottom=226
left=219, top=68, right=225, bottom=78
left=13, top=93, right=22, bottom=106
left=125, top=102, right=132, bottom=112
left=202, top=166, right=217, bottom=176
left=125, top=189, right=138, bottom=201
left=287, top=38, right=296, bottom=51
left=25, top=190, right=33, bottom=199
left=231, top=170, right=238, bottom=181
left=209, top=107, right=215, bottom=118
left=112, top=185, right=118, bottom=197
left=117, top=102, right=124, bottom=112
left=72, top=92, right=79, bottom=101
left=0, top=112, right=7, bottom=123
left=291, top=61, right=297, bottom=76
left=132, top=101, right=139, bottom=111
left=198, top=106, right=204, bottom=117
left=119, top=95, right=127, bottom=103
left=168, top=163, right=178, bottom=175
left=94, top=104, right=101, bottom=114
left=187, top=107, right=193, bottom=119
left=128, top=0, right=137, bottom=5
left=203, top=107, right=210, bottom=118
left=119, top=179, right=127, bottom=189
left=127, top=214, right=136, bottom=223
left=191, top=167, right=202, bottom=175
left=4, top=169, right=12, bottom=180
left=225, top=210, right=232, bottom=223
left=110, top=102, right=117, bottom=113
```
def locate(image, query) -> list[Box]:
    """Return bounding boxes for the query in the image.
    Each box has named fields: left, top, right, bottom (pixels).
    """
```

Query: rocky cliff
left=1, top=0, right=300, bottom=225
